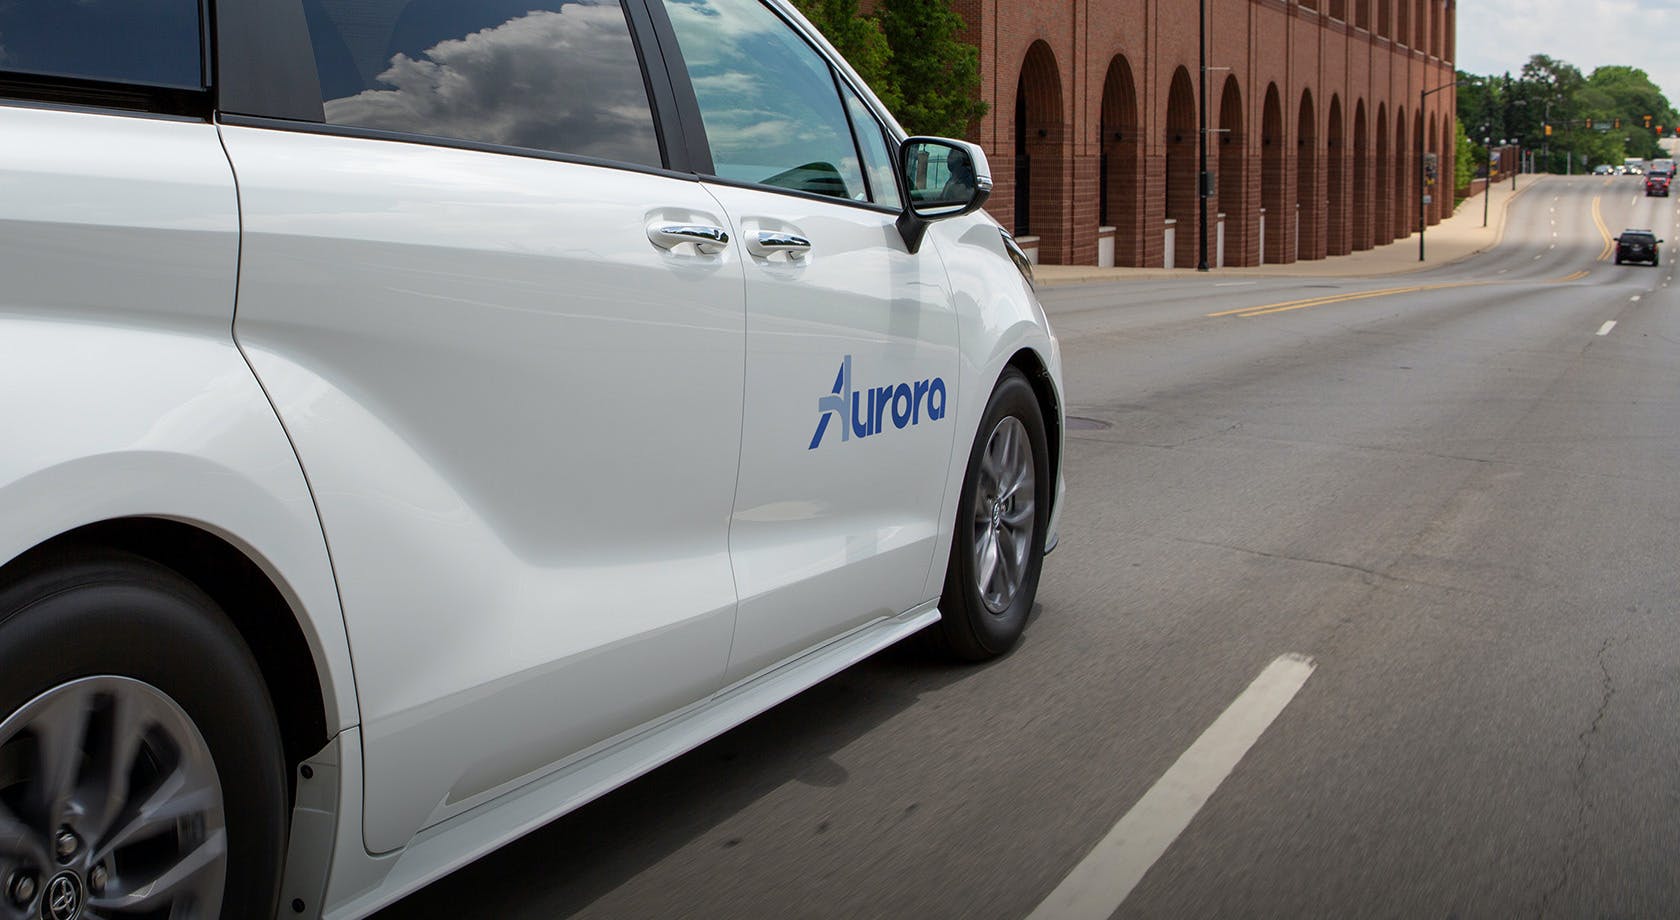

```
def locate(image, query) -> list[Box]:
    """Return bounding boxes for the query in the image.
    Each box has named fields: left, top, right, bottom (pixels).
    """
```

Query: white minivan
left=0, top=0, right=1063, bottom=916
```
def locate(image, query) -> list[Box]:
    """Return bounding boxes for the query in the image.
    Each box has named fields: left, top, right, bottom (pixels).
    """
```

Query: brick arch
left=1354, top=99, right=1372, bottom=250
left=1393, top=107, right=1410, bottom=239
left=1328, top=94, right=1348, bottom=256
left=1099, top=54, right=1142, bottom=265
left=1413, top=108, right=1424, bottom=233
left=1217, top=75, right=1251, bottom=265
left=1013, top=41, right=1067, bottom=261
left=1165, top=66, right=1197, bottom=268
left=1375, top=101, right=1393, bottom=246
left=1262, top=82, right=1287, bottom=263
left=1297, top=87, right=1322, bottom=260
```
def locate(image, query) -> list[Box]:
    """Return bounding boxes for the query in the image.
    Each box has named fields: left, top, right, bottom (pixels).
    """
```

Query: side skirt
left=323, top=601, right=941, bottom=919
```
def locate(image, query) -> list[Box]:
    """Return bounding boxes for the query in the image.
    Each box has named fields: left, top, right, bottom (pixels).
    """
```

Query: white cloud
left=326, top=5, right=661, bottom=166
left=1458, top=0, right=1680, bottom=100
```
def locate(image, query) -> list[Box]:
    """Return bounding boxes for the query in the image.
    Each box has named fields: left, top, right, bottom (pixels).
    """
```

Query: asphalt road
left=373, top=176, right=1680, bottom=919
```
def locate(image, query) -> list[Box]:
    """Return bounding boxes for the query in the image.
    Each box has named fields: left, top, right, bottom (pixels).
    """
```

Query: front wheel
left=931, top=368, right=1051, bottom=661
left=0, top=552, right=287, bottom=920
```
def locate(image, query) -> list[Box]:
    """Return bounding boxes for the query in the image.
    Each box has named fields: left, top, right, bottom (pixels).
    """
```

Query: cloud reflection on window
left=662, top=0, right=865, bottom=199
left=323, top=3, right=661, bottom=168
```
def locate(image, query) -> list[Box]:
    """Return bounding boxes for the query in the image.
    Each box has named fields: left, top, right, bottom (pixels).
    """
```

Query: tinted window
left=662, top=0, right=865, bottom=201
left=0, top=0, right=202, bottom=88
left=303, top=0, right=662, bottom=167
left=842, top=83, right=901, bottom=210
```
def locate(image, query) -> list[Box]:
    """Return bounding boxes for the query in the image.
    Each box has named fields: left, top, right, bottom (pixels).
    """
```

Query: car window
left=0, top=0, right=203, bottom=88
left=301, top=0, right=662, bottom=167
left=841, top=83, right=902, bottom=210
left=661, top=0, right=866, bottom=201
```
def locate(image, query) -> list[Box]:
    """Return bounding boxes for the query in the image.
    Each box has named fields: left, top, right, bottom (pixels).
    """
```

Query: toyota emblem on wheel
left=42, top=873, right=81, bottom=920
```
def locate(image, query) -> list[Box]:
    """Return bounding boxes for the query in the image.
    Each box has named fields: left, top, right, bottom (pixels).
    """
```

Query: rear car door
left=217, top=0, right=746, bottom=853
left=654, top=0, right=961, bottom=683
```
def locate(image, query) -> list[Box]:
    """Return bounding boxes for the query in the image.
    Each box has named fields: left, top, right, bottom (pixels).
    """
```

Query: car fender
left=920, top=214, right=1066, bottom=600
left=0, top=318, right=358, bottom=735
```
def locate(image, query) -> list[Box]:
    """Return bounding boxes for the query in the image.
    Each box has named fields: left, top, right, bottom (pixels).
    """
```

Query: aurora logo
left=809, top=355, right=947, bottom=449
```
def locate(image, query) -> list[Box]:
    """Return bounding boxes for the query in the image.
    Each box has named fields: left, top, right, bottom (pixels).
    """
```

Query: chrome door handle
left=747, top=231, right=812, bottom=259
left=648, top=224, right=730, bottom=254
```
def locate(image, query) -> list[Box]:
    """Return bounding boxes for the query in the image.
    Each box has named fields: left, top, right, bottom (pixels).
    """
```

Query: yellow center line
left=1208, top=281, right=1491, bottom=319
left=1591, top=196, right=1614, bottom=261
left=1554, top=269, right=1590, bottom=283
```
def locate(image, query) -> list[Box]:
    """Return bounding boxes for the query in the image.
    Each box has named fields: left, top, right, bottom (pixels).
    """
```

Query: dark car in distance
left=1616, top=230, right=1662, bottom=265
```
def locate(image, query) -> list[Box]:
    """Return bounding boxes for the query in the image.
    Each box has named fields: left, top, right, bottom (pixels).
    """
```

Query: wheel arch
left=1005, top=347, right=1063, bottom=493
left=0, top=517, right=330, bottom=795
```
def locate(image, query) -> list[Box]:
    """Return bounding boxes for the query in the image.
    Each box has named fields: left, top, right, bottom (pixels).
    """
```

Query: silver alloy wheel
left=0, top=676, right=226, bottom=920
left=972, top=415, right=1036, bottom=614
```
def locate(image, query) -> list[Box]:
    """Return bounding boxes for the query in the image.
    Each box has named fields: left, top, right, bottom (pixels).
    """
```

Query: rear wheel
left=0, top=552, right=286, bottom=920
left=931, top=369, right=1050, bottom=661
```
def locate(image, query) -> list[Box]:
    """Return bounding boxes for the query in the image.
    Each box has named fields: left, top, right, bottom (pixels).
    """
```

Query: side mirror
left=896, top=137, right=992, bottom=253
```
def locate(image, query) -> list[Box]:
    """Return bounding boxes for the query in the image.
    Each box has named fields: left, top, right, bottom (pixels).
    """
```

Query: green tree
left=1454, top=120, right=1476, bottom=202
left=790, top=0, right=902, bottom=112
left=876, top=0, right=987, bottom=137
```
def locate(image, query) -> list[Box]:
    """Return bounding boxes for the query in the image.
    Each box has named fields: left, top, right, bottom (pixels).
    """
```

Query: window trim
left=648, top=0, right=905, bottom=213
left=214, top=0, right=691, bottom=174
left=217, top=113, right=702, bottom=183
left=0, top=0, right=213, bottom=116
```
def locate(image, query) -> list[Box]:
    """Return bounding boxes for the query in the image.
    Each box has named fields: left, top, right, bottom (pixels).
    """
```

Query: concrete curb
left=1035, top=175, right=1547, bottom=288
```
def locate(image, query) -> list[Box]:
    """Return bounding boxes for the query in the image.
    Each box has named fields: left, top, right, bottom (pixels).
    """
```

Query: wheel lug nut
left=7, top=871, right=35, bottom=906
left=55, top=827, right=80, bottom=860
left=88, top=864, right=108, bottom=894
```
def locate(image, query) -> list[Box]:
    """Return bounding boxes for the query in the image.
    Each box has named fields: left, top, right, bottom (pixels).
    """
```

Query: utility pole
left=1197, top=0, right=1209, bottom=271
left=1420, top=78, right=1456, bottom=261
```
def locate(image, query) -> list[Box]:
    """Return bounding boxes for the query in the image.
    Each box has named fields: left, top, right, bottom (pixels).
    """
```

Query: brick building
left=943, top=0, right=1457, bottom=267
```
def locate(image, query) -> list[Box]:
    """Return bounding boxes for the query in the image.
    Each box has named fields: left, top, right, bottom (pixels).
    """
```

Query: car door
left=655, top=0, right=961, bottom=683
left=219, top=0, right=746, bottom=853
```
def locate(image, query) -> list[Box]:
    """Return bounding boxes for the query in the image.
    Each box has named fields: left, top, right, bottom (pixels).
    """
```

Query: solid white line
left=1598, top=321, right=1618, bottom=336
left=1025, top=654, right=1317, bottom=920
left=1213, top=281, right=1257, bottom=287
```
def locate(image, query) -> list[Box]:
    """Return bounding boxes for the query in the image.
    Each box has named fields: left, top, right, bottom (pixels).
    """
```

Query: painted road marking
left=1206, top=282, right=1487, bottom=319
left=1591, top=196, right=1615, bottom=261
left=1025, top=654, right=1317, bottom=920
left=1598, top=321, right=1618, bottom=336
left=1213, top=281, right=1257, bottom=287
left=1555, top=270, right=1590, bottom=282
left=1632, top=295, right=1642, bottom=302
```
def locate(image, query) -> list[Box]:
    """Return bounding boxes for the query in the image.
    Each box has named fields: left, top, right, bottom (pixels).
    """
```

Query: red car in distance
left=1646, top=174, right=1671, bottom=196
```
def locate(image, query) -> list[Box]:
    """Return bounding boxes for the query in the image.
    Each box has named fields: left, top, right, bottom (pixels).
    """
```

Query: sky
left=1456, top=0, right=1680, bottom=101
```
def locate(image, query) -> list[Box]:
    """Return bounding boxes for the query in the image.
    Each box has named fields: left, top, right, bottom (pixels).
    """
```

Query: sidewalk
left=1034, top=175, right=1544, bottom=287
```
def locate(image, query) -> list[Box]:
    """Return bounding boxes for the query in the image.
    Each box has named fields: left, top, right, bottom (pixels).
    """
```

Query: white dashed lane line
left=1026, top=654, right=1318, bottom=920
left=1598, top=321, right=1618, bottom=336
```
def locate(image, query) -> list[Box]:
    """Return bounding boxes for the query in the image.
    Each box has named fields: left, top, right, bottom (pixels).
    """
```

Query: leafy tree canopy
left=1458, top=54, right=1680, bottom=172
left=791, top=0, right=986, bottom=139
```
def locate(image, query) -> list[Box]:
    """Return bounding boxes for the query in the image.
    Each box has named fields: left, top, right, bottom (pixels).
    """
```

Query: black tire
left=1615, top=254, right=1623, bottom=264
left=0, top=550, right=286, bottom=919
left=930, top=368, right=1051, bottom=661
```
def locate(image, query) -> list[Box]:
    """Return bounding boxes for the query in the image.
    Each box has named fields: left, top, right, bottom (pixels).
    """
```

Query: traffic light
left=1585, top=117, right=1594, bottom=129
left=1544, top=123, right=1553, bottom=136
left=1645, top=114, right=1654, bottom=128
left=1614, top=117, right=1622, bottom=129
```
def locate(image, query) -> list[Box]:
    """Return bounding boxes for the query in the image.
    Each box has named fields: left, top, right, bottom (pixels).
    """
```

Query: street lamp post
left=1509, top=140, right=1517, bottom=191
left=1197, top=0, right=1209, bottom=271
left=1420, top=78, right=1457, bottom=262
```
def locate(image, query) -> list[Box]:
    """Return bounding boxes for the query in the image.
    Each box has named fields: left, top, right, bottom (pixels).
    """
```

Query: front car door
left=655, top=0, right=961, bottom=683
left=219, top=0, right=746, bottom=853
